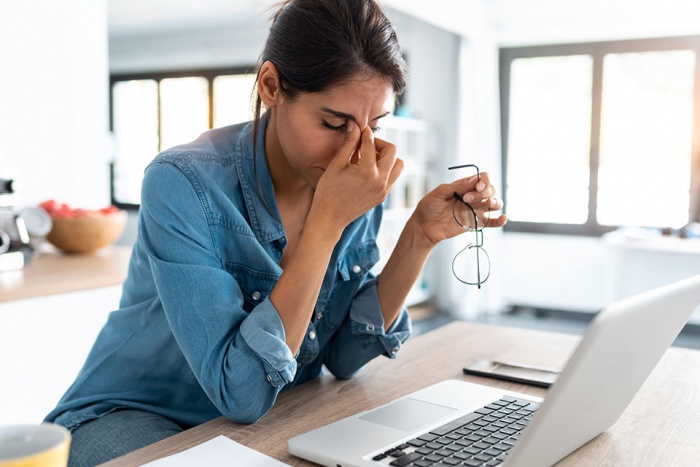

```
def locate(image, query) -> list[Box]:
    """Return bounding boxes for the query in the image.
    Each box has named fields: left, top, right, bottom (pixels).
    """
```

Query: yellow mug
left=0, top=424, right=71, bottom=467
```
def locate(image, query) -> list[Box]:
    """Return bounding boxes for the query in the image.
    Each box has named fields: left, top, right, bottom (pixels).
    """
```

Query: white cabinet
left=373, top=116, right=432, bottom=306
left=0, top=286, right=121, bottom=425
left=603, top=233, right=700, bottom=324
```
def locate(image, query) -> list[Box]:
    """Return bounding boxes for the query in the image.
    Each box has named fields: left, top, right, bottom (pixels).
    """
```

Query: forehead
left=302, top=75, right=394, bottom=112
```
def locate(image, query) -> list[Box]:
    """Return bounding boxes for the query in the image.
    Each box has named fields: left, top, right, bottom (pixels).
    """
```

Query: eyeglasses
left=448, top=164, right=490, bottom=288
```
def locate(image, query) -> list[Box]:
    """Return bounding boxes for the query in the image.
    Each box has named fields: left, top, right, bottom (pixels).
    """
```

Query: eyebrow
left=320, top=107, right=391, bottom=126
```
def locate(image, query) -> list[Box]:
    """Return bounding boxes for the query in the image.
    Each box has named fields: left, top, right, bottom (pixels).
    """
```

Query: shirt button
left=366, top=324, right=375, bottom=332
left=316, top=312, right=323, bottom=320
left=266, top=374, right=272, bottom=382
left=252, top=291, right=261, bottom=301
left=391, top=347, right=399, bottom=355
left=352, top=264, right=361, bottom=274
left=309, top=330, right=316, bottom=340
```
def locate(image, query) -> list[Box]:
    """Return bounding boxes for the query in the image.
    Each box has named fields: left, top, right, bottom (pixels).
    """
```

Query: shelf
left=373, top=116, right=433, bottom=308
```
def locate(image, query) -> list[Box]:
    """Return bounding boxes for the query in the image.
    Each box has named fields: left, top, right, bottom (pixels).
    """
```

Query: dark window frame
left=500, top=36, right=700, bottom=236
left=109, top=66, right=257, bottom=210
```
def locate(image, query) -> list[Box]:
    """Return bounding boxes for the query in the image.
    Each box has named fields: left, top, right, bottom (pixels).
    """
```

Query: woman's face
left=265, top=73, right=394, bottom=189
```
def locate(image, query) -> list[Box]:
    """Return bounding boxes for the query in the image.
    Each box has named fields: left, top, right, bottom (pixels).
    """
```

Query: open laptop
left=288, top=275, right=700, bottom=466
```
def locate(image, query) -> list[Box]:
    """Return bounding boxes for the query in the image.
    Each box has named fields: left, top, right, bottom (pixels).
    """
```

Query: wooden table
left=104, top=321, right=700, bottom=466
left=0, top=245, right=131, bottom=303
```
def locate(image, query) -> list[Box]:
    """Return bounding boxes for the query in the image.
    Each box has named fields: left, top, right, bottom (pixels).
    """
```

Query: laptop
left=288, top=274, right=700, bottom=466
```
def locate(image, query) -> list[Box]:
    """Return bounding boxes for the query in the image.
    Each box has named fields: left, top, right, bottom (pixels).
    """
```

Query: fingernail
left=476, top=182, right=485, bottom=191
left=465, top=194, right=474, bottom=203
left=347, top=121, right=354, bottom=133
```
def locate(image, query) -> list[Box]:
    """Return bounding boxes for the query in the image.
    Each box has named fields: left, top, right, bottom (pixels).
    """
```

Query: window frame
left=108, top=66, right=257, bottom=210
left=500, top=36, right=700, bottom=236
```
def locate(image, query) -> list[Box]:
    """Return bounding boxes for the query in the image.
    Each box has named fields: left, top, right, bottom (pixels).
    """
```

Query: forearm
left=376, top=215, right=435, bottom=330
left=270, top=217, right=343, bottom=355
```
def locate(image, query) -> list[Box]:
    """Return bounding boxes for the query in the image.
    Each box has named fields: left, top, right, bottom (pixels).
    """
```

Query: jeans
left=66, top=409, right=186, bottom=466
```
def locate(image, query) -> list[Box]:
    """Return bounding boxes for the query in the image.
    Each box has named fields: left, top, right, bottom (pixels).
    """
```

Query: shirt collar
left=234, top=112, right=286, bottom=244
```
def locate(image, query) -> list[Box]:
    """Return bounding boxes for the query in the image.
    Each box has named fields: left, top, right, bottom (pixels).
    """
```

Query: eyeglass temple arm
left=452, top=192, right=478, bottom=218
left=448, top=164, right=480, bottom=181
left=449, top=164, right=481, bottom=207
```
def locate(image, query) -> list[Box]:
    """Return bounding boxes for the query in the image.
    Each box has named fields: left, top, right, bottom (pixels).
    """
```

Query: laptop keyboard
left=369, top=396, right=540, bottom=467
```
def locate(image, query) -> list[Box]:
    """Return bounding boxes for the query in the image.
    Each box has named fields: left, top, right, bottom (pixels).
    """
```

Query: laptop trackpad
left=359, top=398, right=457, bottom=432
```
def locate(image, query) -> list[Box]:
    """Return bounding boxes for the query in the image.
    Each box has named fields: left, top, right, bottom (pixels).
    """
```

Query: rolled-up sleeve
left=324, top=277, right=412, bottom=379
left=239, top=297, right=296, bottom=387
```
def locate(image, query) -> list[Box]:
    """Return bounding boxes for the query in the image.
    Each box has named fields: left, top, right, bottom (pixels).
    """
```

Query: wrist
left=304, top=209, right=345, bottom=245
left=403, top=215, right=437, bottom=254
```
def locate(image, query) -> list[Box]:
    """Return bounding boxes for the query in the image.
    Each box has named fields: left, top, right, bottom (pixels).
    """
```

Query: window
left=500, top=37, right=700, bottom=236
left=110, top=68, right=257, bottom=207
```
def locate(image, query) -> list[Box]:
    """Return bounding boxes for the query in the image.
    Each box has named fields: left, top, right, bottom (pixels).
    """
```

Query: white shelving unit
left=372, top=116, right=432, bottom=306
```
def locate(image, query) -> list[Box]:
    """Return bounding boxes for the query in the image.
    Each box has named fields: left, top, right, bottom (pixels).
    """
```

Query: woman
left=45, top=0, right=506, bottom=465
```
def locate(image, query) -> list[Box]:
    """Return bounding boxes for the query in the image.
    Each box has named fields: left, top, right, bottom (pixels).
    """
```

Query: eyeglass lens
left=452, top=243, right=491, bottom=286
left=452, top=196, right=491, bottom=231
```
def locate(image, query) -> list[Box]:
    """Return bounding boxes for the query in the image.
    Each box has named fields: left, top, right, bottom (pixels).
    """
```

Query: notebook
left=288, top=274, right=700, bottom=466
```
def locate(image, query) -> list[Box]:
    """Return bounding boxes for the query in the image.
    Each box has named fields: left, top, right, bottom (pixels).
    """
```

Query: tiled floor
left=411, top=307, right=700, bottom=350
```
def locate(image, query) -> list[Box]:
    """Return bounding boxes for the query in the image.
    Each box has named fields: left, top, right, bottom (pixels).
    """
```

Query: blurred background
left=1, top=0, right=700, bottom=423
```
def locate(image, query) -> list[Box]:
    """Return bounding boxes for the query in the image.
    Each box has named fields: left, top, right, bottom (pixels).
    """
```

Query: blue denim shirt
left=45, top=115, right=411, bottom=429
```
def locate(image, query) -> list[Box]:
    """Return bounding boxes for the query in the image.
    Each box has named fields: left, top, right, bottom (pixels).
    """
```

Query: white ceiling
left=108, top=0, right=278, bottom=37
left=108, top=0, right=700, bottom=43
left=106, top=0, right=481, bottom=39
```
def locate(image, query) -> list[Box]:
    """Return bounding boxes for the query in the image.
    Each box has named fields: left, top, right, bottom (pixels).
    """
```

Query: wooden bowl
left=46, top=210, right=127, bottom=253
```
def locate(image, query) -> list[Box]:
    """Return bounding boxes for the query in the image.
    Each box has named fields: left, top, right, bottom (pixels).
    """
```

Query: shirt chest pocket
left=322, top=241, right=380, bottom=330
left=226, top=263, right=279, bottom=313
left=337, top=241, right=381, bottom=281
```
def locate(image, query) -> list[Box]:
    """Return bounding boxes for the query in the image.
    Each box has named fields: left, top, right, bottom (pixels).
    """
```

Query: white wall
left=0, top=0, right=110, bottom=209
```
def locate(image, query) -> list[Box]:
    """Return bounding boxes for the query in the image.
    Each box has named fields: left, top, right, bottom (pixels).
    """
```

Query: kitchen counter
left=0, top=245, right=131, bottom=303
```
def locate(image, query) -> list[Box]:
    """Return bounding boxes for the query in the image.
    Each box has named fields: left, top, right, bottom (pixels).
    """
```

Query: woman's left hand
left=411, top=172, right=507, bottom=246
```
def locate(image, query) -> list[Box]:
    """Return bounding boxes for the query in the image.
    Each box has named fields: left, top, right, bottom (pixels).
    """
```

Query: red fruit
left=39, top=199, right=59, bottom=215
left=99, top=205, right=120, bottom=215
left=39, top=200, right=122, bottom=217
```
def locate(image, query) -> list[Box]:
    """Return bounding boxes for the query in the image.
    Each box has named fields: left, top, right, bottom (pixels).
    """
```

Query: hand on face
left=412, top=172, right=507, bottom=246
left=311, top=122, right=404, bottom=230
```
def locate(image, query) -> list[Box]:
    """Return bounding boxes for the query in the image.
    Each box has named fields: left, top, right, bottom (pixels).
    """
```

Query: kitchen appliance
left=0, top=177, right=50, bottom=272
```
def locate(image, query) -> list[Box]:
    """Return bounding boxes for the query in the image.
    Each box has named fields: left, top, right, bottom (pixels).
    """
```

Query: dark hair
left=252, top=0, right=408, bottom=155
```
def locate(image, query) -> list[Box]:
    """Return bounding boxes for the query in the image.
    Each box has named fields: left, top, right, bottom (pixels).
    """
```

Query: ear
left=257, top=61, right=283, bottom=108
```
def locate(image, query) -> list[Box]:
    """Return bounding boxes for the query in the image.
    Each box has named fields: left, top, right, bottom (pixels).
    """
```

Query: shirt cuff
left=239, top=296, right=297, bottom=387
left=349, top=280, right=412, bottom=358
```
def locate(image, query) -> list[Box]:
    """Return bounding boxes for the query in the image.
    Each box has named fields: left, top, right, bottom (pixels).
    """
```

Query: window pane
left=112, top=80, right=159, bottom=205
left=506, top=55, right=593, bottom=224
left=598, top=50, right=694, bottom=228
left=159, top=77, right=209, bottom=151
left=213, top=74, right=257, bottom=127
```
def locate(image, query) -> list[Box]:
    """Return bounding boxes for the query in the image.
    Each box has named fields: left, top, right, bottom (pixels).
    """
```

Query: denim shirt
left=45, top=115, right=411, bottom=429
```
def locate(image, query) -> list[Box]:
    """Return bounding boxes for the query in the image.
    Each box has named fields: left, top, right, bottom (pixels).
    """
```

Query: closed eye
left=321, top=120, right=346, bottom=131
left=321, top=120, right=379, bottom=133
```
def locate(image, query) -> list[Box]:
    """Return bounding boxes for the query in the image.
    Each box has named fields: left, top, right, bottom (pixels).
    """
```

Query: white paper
left=142, top=435, right=291, bottom=466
